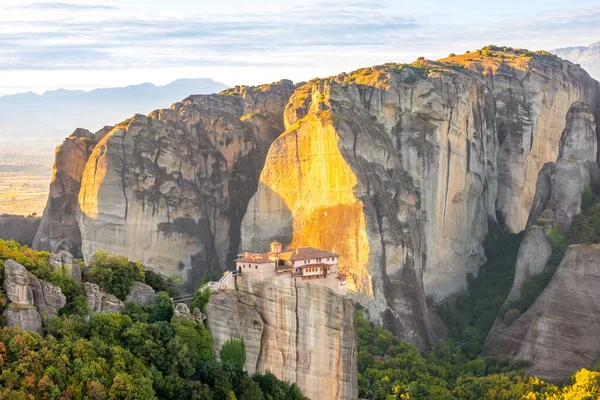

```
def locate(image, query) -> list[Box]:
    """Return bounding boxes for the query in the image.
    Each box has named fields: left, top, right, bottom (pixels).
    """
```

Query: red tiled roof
left=279, top=247, right=339, bottom=261
left=337, top=273, right=347, bottom=280
left=235, top=253, right=275, bottom=263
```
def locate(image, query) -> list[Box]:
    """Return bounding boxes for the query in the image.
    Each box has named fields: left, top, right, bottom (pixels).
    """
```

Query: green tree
left=220, top=339, right=247, bottom=370
left=88, top=249, right=145, bottom=300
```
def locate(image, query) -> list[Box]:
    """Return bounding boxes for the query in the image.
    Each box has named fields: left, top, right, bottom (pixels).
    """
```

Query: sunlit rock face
left=241, top=51, right=600, bottom=347
left=33, top=128, right=97, bottom=257
left=76, top=81, right=295, bottom=284
left=206, top=275, right=358, bottom=400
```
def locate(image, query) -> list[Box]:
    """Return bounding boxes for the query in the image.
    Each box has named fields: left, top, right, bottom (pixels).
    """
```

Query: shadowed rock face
left=240, top=52, right=600, bottom=347
left=506, top=102, right=598, bottom=303
left=483, top=244, right=600, bottom=382
left=206, top=275, right=358, bottom=400
left=75, top=81, right=295, bottom=285
left=33, top=128, right=97, bottom=257
left=0, top=215, right=40, bottom=246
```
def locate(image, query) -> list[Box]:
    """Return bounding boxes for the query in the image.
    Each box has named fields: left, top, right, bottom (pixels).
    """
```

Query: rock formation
left=125, top=281, right=156, bottom=306
left=173, top=302, right=203, bottom=322
left=206, top=275, right=357, bottom=400
left=240, top=49, right=600, bottom=346
left=33, top=47, right=600, bottom=349
left=84, top=282, right=125, bottom=313
left=506, top=101, right=598, bottom=302
left=33, top=128, right=97, bottom=257
left=0, top=214, right=41, bottom=246
left=3, top=259, right=35, bottom=305
left=3, top=305, right=44, bottom=336
left=48, top=250, right=81, bottom=283
left=483, top=244, right=600, bottom=382
left=75, top=81, right=295, bottom=284
left=2, top=259, right=66, bottom=334
left=29, top=277, right=67, bottom=318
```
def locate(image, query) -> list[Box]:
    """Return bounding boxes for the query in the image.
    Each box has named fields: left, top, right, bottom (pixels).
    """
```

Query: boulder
left=29, top=276, right=67, bottom=317
left=125, top=282, right=156, bottom=306
left=173, top=302, right=203, bottom=321
left=3, top=303, right=44, bottom=336
left=3, top=259, right=34, bottom=305
left=84, top=282, right=125, bottom=313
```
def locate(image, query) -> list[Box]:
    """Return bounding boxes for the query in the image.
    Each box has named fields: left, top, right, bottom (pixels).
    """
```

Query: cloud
left=0, top=0, right=599, bottom=79
left=8, top=2, right=116, bottom=10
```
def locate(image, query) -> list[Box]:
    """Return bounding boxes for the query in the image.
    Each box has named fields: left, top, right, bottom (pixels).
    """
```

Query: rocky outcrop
left=240, top=49, right=600, bottom=346
left=33, top=128, right=97, bottom=257
left=29, top=277, right=67, bottom=317
left=124, top=281, right=156, bottom=306
left=3, top=259, right=34, bottom=305
left=505, top=228, right=552, bottom=301
left=2, top=259, right=66, bottom=333
left=84, top=282, right=125, bottom=313
left=173, top=302, right=204, bottom=321
left=48, top=250, right=81, bottom=283
left=206, top=275, right=357, bottom=400
left=483, top=244, right=600, bottom=381
left=76, top=81, right=296, bottom=284
left=505, top=101, right=598, bottom=302
left=3, top=304, right=44, bottom=336
left=0, top=214, right=41, bottom=246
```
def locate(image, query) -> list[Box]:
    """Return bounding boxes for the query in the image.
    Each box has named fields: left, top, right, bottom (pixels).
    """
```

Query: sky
left=1, top=0, right=599, bottom=96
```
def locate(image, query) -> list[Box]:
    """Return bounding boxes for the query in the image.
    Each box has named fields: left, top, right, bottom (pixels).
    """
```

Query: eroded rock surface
left=2, top=259, right=66, bottom=333
left=84, top=282, right=125, bottom=313
left=240, top=50, right=600, bottom=346
left=76, top=81, right=295, bottom=284
left=506, top=101, right=598, bottom=302
left=483, top=244, right=600, bottom=381
left=206, top=275, right=358, bottom=400
left=3, top=259, right=34, bottom=305
left=33, top=128, right=96, bottom=257
left=3, top=304, right=44, bottom=336
left=49, top=250, right=81, bottom=283
left=30, top=277, right=66, bottom=317
left=173, top=302, right=203, bottom=321
left=125, top=281, right=156, bottom=306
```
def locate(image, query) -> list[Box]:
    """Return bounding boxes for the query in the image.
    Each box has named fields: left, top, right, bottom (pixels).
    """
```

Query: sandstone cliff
left=240, top=48, right=600, bottom=347
left=483, top=244, right=600, bottom=381
left=506, top=101, right=598, bottom=302
left=33, top=128, right=97, bottom=257
left=75, top=81, right=295, bottom=284
left=205, top=275, right=357, bottom=400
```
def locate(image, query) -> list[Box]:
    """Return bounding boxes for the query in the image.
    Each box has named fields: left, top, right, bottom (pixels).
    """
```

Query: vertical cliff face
left=505, top=102, right=598, bottom=303
left=240, top=50, right=600, bottom=347
left=205, top=275, right=358, bottom=400
left=33, top=128, right=97, bottom=257
left=75, top=81, right=295, bottom=283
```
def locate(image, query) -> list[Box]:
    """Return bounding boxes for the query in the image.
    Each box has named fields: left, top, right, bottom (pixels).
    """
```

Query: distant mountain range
left=553, top=41, right=600, bottom=80
left=0, top=78, right=229, bottom=145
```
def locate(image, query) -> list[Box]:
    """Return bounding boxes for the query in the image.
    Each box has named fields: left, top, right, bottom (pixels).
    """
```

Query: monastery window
left=255, top=265, right=258, bottom=269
